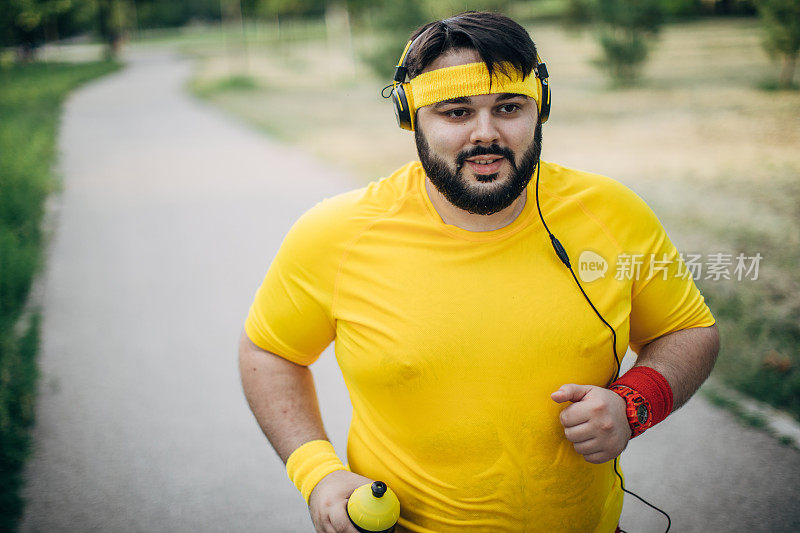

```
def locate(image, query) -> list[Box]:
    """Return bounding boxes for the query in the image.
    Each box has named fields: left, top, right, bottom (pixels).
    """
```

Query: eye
left=444, top=108, right=469, bottom=119
left=498, top=103, right=520, bottom=114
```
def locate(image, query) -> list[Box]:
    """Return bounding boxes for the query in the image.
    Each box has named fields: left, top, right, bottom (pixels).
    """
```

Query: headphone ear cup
left=539, top=78, right=550, bottom=124
left=392, top=84, right=414, bottom=131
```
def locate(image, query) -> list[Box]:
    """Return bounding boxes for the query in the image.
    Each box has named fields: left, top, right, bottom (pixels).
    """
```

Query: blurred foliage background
left=1, top=0, right=799, bottom=529
left=2, top=0, right=797, bottom=87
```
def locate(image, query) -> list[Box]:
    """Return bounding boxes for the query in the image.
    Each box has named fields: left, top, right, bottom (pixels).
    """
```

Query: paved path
left=21, top=50, right=800, bottom=532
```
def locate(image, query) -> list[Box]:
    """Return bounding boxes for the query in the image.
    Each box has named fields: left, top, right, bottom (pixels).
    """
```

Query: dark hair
left=405, top=11, right=538, bottom=81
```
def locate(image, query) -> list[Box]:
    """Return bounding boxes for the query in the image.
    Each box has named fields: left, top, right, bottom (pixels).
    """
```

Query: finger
left=550, top=390, right=569, bottom=403
left=573, top=438, right=601, bottom=455
left=583, top=451, right=613, bottom=464
left=319, top=515, right=335, bottom=533
left=559, top=404, right=592, bottom=428
left=333, top=518, right=359, bottom=533
left=563, top=421, right=594, bottom=443
left=329, top=503, right=358, bottom=533
left=551, top=384, right=593, bottom=404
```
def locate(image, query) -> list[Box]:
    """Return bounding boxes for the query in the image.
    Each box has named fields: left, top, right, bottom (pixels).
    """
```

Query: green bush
left=596, top=29, right=649, bottom=82
left=564, top=0, right=663, bottom=85
left=594, top=0, right=662, bottom=84
left=755, top=0, right=800, bottom=89
left=191, top=74, right=260, bottom=97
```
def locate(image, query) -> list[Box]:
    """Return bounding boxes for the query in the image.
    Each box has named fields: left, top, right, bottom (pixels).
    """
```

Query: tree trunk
left=779, top=52, right=797, bottom=90
left=325, top=1, right=355, bottom=78
left=98, top=0, right=120, bottom=60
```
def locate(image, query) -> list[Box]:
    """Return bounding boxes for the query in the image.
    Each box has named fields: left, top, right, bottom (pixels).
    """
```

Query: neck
left=424, top=177, right=527, bottom=232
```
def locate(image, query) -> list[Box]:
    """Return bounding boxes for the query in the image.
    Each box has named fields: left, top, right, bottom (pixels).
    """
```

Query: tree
left=256, top=0, right=325, bottom=19
left=354, top=0, right=430, bottom=79
left=132, top=0, right=221, bottom=29
left=96, top=0, right=127, bottom=59
left=0, top=0, right=133, bottom=62
left=755, top=0, right=800, bottom=89
left=425, top=0, right=514, bottom=19
left=0, top=0, right=75, bottom=60
left=565, top=0, right=663, bottom=85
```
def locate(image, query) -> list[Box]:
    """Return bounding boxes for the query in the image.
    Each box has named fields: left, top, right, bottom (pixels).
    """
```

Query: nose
left=468, top=110, right=500, bottom=145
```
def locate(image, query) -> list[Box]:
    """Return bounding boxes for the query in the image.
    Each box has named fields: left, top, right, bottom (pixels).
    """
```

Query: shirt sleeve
left=622, top=190, right=716, bottom=354
left=244, top=202, right=340, bottom=366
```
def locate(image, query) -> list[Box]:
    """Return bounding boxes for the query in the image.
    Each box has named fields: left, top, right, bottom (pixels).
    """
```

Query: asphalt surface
left=20, top=50, right=800, bottom=532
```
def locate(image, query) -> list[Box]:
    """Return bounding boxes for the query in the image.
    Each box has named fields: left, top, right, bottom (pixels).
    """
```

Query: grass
left=0, top=315, right=41, bottom=532
left=191, top=74, right=260, bottom=97
left=134, top=19, right=329, bottom=49
left=673, top=172, right=800, bottom=419
left=176, top=18, right=800, bottom=420
left=703, top=388, right=768, bottom=430
left=699, top=384, right=800, bottom=451
left=0, top=59, right=120, bottom=532
left=183, top=21, right=418, bottom=180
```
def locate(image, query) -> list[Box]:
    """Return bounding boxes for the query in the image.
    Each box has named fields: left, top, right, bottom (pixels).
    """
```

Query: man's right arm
left=239, top=330, right=328, bottom=460
left=238, top=331, right=371, bottom=533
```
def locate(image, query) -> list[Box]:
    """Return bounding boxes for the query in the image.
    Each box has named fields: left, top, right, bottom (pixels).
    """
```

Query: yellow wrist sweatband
left=285, top=440, right=346, bottom=503
left=408, top=61, right=541, bottom=110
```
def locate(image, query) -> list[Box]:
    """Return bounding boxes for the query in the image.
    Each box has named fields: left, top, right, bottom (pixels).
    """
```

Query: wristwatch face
left=636, top=404, right=649, bottom=425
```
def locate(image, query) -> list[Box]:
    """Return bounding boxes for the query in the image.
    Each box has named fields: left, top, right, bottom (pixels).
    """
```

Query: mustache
left=455, top=144, right=516, bottom=169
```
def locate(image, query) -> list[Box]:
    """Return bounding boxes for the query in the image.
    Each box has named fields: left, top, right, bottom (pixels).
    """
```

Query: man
left=239, top=11, right=719, bottom=533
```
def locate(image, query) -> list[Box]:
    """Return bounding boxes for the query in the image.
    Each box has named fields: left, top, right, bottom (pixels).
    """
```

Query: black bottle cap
left=371, top=481, right=387, bottom=498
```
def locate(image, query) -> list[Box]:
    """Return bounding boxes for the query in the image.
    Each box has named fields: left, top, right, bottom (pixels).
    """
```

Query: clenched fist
left=551, top=384, right=631, bottom=464
left=308, top=470, right=374, bottom=533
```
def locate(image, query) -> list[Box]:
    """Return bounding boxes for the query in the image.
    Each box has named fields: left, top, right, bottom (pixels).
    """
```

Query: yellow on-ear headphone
left=389, top=36, right=551, bottom=131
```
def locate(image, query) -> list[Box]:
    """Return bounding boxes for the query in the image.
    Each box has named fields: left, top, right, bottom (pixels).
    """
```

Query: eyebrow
left=433, top=93, right=529, bottom=109
left=433, top=96, right=471, bottom=109
left=494, top=93, right=528, bottom=101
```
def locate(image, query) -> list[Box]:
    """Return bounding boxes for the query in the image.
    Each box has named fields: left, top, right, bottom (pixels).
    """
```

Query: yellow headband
left=408, top=61, right=541, bottom=111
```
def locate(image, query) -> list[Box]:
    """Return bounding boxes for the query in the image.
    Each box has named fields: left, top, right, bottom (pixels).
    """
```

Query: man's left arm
left=552, top=324, right=720, bottom=464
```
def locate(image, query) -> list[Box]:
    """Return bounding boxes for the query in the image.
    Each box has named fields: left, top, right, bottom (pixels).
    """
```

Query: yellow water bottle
left=346, top=481, right=400, bottom=533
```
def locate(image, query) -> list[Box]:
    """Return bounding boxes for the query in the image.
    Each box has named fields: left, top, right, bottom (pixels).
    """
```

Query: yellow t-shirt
left=245, top=160, right=715, bottom=532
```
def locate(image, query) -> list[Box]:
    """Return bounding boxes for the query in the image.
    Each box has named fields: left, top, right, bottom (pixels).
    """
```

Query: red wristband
left=611, top=366, right=673, bottom=429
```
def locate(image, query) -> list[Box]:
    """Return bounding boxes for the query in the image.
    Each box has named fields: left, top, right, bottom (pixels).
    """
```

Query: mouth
left=465, top=156, right=505, bottom=176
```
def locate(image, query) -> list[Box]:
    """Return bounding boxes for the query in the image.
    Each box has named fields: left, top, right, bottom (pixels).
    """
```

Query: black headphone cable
left=533, top=161, right=672, bottom=533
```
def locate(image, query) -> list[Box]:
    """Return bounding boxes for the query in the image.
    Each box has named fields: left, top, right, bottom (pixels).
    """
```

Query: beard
left=415, top=121, right=542, bottom=215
